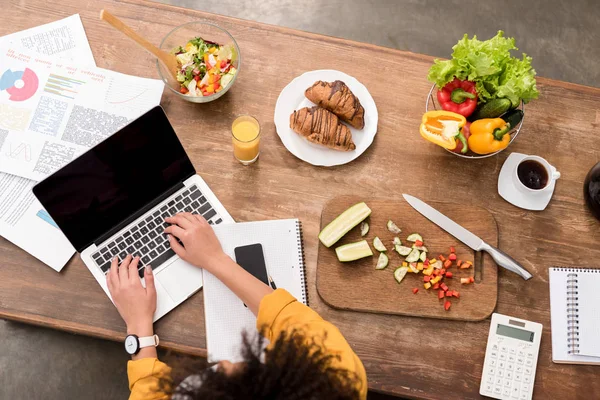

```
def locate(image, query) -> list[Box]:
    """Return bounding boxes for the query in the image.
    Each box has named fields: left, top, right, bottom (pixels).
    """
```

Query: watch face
left=124, top=335, right=139, bottom=355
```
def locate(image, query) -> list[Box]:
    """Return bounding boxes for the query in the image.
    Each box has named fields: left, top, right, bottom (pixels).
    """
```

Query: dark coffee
left=584, top=162, right=600, bottom=221
left=517, top=160, right=548, bottom=190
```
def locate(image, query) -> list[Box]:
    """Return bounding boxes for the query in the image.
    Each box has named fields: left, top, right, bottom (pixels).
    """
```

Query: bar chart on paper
left=44, top=74, right=85, bottom=99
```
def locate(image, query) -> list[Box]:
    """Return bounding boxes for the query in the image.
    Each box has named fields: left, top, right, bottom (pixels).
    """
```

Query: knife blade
left=402, top=194, right=532, bottom=280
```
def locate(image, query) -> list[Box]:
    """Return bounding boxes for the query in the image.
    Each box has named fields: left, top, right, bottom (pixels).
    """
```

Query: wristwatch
left=124, top=334, right=159, bottom=355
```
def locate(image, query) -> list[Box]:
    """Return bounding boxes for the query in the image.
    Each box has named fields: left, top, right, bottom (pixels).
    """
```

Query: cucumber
left=360, top=221, right=369, bottom=237
left=387, top=220, right=402, bottom=234
left=419, top=251, right=427, bottom=262
left=413, top=245, right=428, bottom=252
left=406, top=233, right=423, bottom=242
left=471, top=98, right=512, bottom=120
left=395, top=245, right=412, bottom=256
left=405, top=248, right=420, bottom=263
left=408, top=262, right=419, bottom=273
left=393, top=237, right=402, bottom=246
left=501, top=109, right=524, bottom=129
left=335, top=240, right=373, bottom=262
left=375, top=252, right=388, bottom=270
left=373, top=237, right=387, bottom=252
left=394, top=267, right=409, bottom=284
left=319, top=202, right=372, bottom=247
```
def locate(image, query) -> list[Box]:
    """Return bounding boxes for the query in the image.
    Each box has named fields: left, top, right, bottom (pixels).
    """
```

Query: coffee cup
left=513, top=155, right=560, bottom=194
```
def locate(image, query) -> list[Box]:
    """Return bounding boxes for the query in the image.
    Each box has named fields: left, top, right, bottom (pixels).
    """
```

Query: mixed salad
left=173, top=37, right=237, bottom=97
left=421, top=31, right=538, bottom=155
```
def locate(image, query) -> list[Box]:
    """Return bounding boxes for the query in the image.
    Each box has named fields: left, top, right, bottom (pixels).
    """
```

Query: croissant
left=290, top=107, right=356, bottom=151
left=305, top=80, right=365, bottom=129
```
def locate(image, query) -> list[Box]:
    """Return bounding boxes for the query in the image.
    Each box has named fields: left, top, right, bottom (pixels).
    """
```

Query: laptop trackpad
left=156, top=259, right=203, bottom=304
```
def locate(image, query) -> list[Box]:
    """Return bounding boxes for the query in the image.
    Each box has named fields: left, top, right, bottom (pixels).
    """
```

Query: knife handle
left=480, top=243, right=533, bottom=280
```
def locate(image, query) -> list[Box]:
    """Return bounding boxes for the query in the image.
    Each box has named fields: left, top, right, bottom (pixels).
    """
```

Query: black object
left=235, top=244, right=269, bottom=286
left=584, top=161, right=600, bottom=221
left=501, top=109, right=524, bottom=129
left=517, top=160, right=548, bottom=190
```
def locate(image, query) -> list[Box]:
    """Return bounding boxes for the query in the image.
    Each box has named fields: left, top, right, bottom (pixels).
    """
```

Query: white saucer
left=498, top=153, right=556, bottom=211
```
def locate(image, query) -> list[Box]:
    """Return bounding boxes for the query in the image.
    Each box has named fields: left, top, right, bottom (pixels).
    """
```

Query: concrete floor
left=2, top=1, right=599, bottom=399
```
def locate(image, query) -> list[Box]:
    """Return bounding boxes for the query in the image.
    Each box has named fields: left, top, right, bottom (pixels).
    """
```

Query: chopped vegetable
left=319, top=202, right=372, bottom=247
left=461, top=277, right=473, bottom=284
left=424, top=276, right=431, bottom=283
left=405, top=248, right=421, bottom=263
left=419, top=251, right=427, bottom=262
left=444, top=260, right=452, bottom=268
left=424, top=282, right=432, bottom=289
left=433, top=283, right=440, bottom=290
left=335, top=240, right=373, bottom=262
left=448, top=253, right=457, bottom=261
left=440, top=283, right=449, bottom=292
left=412, top=288, right=419, bottom=294
left=360, top=221, right=369, bottom=237
left=413, top=245, right=429, bottom=252
left=375, top=252, right=389, bottom=270
left=438, top=290, right=445, bottom=299
left=457, top=260, right=463, bottom=267
left=406, top=233, right=423, bottom=242
left=417, top=262, right=424, bottom=271
left=408, top=263, right=419, bottom=273
left=387, top=220, right=402, bottom=234
left=373, top=237, right=387, bottom=252
left=450, top=246, right=456, bottom=253
left=394, top=267, right=409, bottom=284
left=402, top=261, right=408, bottom=267
left=445, top=271, right=453, bottom=278
left=439, top=255, right=446, bottom=261
left=395, top=245, right=412, bottom=256
left=393, top=237, right=401, bottom=246
left=452, top=290, right=460, bottom=298
left=444, top=300, right=451, bottom=311
left=415, top=240, right=424, bottom=247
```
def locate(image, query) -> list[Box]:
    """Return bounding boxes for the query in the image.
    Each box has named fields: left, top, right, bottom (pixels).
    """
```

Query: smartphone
left=234, top=243, right=269, bottom=286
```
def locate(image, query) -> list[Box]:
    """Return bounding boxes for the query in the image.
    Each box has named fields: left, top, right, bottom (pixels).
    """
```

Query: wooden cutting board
left=316, top=196, right=498, bottom=321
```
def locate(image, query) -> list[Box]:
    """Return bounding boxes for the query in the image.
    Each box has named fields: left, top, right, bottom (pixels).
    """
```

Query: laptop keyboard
left=91, top=185, right=223, bottom=277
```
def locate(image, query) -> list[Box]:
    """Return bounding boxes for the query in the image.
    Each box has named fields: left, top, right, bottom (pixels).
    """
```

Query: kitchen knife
left=402, top=194, right=532, bottom=280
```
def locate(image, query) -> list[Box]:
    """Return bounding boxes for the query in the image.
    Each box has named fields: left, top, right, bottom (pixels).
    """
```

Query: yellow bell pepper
left=423, top=265, right=434, bottom=276
left=419, top=110, right=466, bottom=150
left=468, top=118, right=512, bottom=155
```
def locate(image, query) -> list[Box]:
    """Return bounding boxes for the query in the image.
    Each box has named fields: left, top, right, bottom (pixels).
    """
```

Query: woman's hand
left=106, top=255, right=156, bottom=337
left=164, top=213, right=227, bottom=273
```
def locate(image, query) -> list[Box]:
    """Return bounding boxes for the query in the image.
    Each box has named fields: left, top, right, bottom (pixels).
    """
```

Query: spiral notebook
left=203, top=219, right=307, bottom=362
left=549, top=267, right=600, bottom=365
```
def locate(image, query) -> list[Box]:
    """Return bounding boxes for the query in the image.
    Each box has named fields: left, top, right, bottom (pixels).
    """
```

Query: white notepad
left=549, top=267, right=600, bottom=365
left=203, top=219, right=308, bottom=362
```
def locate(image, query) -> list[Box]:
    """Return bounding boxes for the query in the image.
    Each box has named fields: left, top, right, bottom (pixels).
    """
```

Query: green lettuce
left=428, top=31, right=539, bottom=106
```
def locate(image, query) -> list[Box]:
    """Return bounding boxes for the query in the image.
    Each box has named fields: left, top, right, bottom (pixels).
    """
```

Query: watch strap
left=138, top=334, right=159, bottom=349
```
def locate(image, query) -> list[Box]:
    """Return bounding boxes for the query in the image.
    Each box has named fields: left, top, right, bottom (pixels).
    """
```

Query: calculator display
left=496, top=324, right=534, bottom=342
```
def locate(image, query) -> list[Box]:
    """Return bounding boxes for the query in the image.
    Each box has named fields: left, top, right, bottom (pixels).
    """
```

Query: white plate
left=274, top=70, right=378, bottom=166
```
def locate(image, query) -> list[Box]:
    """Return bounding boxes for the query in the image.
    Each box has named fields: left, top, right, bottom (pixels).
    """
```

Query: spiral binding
left=565, top=271, right=580, bottom=354
left=296, top=220, right=309, bottom=306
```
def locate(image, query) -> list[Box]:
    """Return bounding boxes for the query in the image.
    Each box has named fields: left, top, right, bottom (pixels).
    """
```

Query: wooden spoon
left=100, top=9, right=179, bottom=80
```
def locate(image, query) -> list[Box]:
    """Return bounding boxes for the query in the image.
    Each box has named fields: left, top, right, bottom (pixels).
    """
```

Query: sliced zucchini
left=394, top=267, right=409, bottom=284
left=392, top=237, right=401, bottom=246
left=335, top=240, right=373, bottom=262
left=375, top=252, right=389, bottom=270
left=373, top=237, right=387, bottom=252
left=419, top=251, right=427, bottom=262
left=406, top=233, right=423, bottom=242
left=319, top=202, right=372, bottom=247
left=395, top=245, right=412, bottom=256
left=431, top=259, right=443, bottom=269
left=360, top=221, right=369, bottom=237
left=405, top=248, right=421, bottom=263
left=408, top=262, right=419, bottom=273
left=413, top=245, right=428, bottom=252
left=387, top=220, right=402, bottom=234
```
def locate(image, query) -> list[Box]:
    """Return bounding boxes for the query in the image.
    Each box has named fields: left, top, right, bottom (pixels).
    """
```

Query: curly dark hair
left=162, top=328, right=362, bottom=400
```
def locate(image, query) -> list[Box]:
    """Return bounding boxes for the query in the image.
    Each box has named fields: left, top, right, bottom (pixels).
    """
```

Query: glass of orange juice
left=232, top=115, right=260, bottom=165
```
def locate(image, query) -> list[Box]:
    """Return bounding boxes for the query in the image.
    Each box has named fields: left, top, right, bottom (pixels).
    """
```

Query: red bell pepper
left=433, top=283, right=440, bottom=290
left=444, top=260, right=452, bottom=268
left=424, top=276, right=431, bottom=283
left=438, top=290, right=445, bottom=299
left=415, top=240, right=424, bottom=247
left=440, top=283, right=449, bottom=292
left=437, top=78, right=478, bottom=118
left=445, top=271, right=453, bottom=278
left=412, top=288, right=419, bottom=294
left=444, top=300, right=452, bottom=311
left=449, top=253, right=457, bottom=261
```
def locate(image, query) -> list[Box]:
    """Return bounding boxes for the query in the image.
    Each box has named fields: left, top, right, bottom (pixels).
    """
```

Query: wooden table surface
left=2, top=0, right=600, bottom=398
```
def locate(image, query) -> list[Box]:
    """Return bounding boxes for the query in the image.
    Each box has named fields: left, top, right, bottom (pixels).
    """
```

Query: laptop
left=33, top=106, right=234, bottom=321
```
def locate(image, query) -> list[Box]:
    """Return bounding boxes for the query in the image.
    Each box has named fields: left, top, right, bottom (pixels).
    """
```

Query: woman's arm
left=165, top=213, right=273, bottom=315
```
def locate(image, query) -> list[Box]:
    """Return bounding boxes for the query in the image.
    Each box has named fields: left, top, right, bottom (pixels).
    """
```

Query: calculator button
left=497, top=369, right=504, bottom=378
left=499, top=353, right=507, bottom=361
left=503, top=387, right=511, bottom=397
left=524, top=367, right=532, bottom=375
left=506, top=371, right=513, bottom=380
left=492, top=344, right=499, bottom=351
left=518, top=350, right=525, bottom=357
left=523, top=375, right=531, bottom=384
left=498, top=361, right=506, bottom=369
left=504, top=379, right=511, bottom=388
left=508, top=354, right=516, bottom=363
left=490, top=351, right=498, bottom=359
left=512, top=384, right=520, bottom=398
left=501, top=345, right=508, bottom=353
left=525, top=359, right=533, bottom=367
left=519, top=393, right=528, bottom=400
left=527, top=351, right=534, bottom=358
left=510, top=348, right=517, bottom=355
left=494, top=386, right=502, bottom=395
left=484, top=383, right=493, bottom=393
left=517, top=357, right=525, bottom=365
left=506, top=363, right=514, bottom=371
left=487, top=375, right=494, bottom=384
left=521, top=383, right=530, bottom=392
left=514, top=373, right=522, bottom=382
left=495, top=377, right=503, bottom=386
left=490, top=359, right=497, bottom=367
left=487, top=367, right=495, bottom=376
left=516, top=366, right=523, bottom=374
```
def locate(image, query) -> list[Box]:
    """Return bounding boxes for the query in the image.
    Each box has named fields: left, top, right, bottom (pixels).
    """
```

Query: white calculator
left=480, top=313, right=542, bottom=400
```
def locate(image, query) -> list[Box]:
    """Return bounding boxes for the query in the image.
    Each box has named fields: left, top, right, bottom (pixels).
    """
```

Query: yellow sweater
left=127, top=289, right=367, bottom=399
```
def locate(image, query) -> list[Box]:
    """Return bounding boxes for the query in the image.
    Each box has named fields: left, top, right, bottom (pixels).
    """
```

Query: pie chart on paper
left=0, top=68, right=39, bottom=101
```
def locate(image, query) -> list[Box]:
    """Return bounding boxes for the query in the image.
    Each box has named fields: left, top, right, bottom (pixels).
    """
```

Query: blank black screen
left=235, top=244, right=269, bottom=285
left=33, top=106, right=195, bottom=252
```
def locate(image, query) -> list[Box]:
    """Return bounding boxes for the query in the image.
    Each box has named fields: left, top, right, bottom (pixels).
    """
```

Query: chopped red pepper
left=412, top=288, right=419, bottom=294
left=180, top=87, right=189, bottom=94
left=457, top=260, right=463, bottom=267
left=438, top=290, right=445, bottom=299
left=444, top=260, right=452, bottom=268
left=415, top=240, right=424, bottom=247
left=444, top=300, right=452, bottom=311
left=424, top=259, right=430, bottom=266
left=439, top=255, right=446, bottom=262
left=450, top=246, right=456, bottom=254
left=445, top=271, right=453, bottom=278
left=440, top=268, right=446, bottom=275
left=424, top=276, right=431, bottom=283
left=440, top=283, right=449, bottom=292
left=470, top=276, right=475, bottom=283
left=433, top=283, right=440, bottom=290
left=452, top=290, right=460, bottom=298
left=449, top=253, right=457, bottom=261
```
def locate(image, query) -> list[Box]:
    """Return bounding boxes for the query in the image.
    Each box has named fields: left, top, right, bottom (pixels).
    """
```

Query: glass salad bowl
left=425, top=84, right=525, bottom=159
left=157, top=21, right=241, bottom=103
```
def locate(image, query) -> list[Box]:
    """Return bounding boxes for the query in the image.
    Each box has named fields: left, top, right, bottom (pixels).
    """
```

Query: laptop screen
left=33, top=106, right=195, bottom=252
